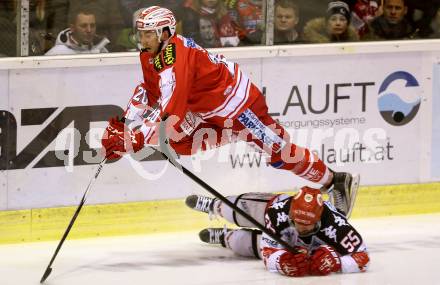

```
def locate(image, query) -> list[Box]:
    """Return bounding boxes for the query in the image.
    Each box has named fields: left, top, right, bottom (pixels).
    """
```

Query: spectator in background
left=45, top=7, right=109, bottom=55
left=186, top=0, right=240, bottom=47
left=199, top=17, right=220, bottom=47
left=67, top=0, right=125, bottom=51
left=29, top=0, right=71, bottom=55
left=367, top=0, right=415, bottom=39
left=0, top=1, right=68, bottom=56
left=227, top=0, right=264, bottom=45
left=293, top=0, right=329, bottom=33
left=405, top=0, right=440, bottom=38
left=350, top=0, right=381, bottom=37
left=274, top=0, right=300, bottom=44
left=426, top=7, right=440, bottom=38
left=303, top=1, right=359, bottom=43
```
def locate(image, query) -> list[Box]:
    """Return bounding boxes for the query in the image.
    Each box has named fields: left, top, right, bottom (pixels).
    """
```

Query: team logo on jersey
left=153, top=55, right=164, bottom=72
left=320, top=225, right=338, bottom=242
left=276, top=212, right=289, bottom=226
left=265, top=213, right=276, bottom=233
left=261, top=236, right=278, bottom=247
left=163, top=43, right=176, bottom=66
left=304, top=193, right=313, bottom=203
left=237, top=109, right=286, bottom=153
left=153, top=44, right=176, bottom=71
left=270, top=200, right=287, bottom=210
left=183, top=37, right=197, bottom=48
left=333, top=215, right=349, bottom=227
left=180, top=112, right=201, bottom=135
left=378, top=71, right=421, bottom=126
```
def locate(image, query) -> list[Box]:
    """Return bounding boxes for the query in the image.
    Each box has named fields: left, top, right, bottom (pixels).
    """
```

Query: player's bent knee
left=224, top=229, right=261, bottom=258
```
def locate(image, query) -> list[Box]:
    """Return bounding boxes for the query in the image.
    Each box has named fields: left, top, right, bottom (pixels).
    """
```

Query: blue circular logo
left=378, top=71, right=421, bottom=126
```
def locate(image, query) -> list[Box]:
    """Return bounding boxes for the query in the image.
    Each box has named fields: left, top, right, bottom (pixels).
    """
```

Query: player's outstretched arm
left=101, top=82, right=164, bottom=160
left=316, top=202, right=370, bottom=274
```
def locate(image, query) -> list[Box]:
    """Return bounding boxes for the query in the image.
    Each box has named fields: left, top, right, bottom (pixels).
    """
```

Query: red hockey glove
left=309, top=245, right=341, bottom=276
left=101, top=117, right=144, bottom=160
left=278, top=247, right=309, bottom=277
left=351, top=251, right=370, bottom=272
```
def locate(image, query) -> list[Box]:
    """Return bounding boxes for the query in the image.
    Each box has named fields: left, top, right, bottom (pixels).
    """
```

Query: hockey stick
left=158, top=120, right=299, bottom=254
left=40, top=157, right=107, bottom=283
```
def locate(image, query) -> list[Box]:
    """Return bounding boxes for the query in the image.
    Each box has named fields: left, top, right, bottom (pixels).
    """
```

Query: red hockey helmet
left=289, top=186, right=324, bottom=226
left=135, top=6, right=177, bottom=40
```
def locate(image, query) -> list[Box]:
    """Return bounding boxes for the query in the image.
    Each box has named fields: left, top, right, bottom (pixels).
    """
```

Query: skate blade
left=347, top=174, right=360, bottom=219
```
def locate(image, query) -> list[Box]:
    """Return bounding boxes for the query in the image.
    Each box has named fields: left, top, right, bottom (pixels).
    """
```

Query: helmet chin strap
left=157, top=28, right=171, bottom=52
left=155, top=28, right=163, bottom=43
left=157, top=38, right=170, bottom=54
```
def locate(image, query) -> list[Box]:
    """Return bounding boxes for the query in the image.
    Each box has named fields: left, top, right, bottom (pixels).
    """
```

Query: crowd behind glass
left=0, top=0, right=439, bottom=57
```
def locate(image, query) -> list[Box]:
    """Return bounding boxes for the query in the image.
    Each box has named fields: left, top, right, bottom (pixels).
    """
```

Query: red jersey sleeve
left=123, top=83, right=149, bottom=122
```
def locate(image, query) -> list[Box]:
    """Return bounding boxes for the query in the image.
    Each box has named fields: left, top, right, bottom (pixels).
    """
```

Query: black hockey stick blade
left=39, top=158, right=106, bottom=283
left=40, top=267, right=52, bottom=283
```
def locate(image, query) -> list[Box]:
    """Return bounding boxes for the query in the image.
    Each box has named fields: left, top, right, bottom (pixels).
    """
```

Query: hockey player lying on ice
left=101, top=6, right=360, bottom=216
left=186, top=187, right=370, bottom=277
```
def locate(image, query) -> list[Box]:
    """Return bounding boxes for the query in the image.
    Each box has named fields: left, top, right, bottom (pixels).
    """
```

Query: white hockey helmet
left=136, top=6, right=177, bottom=41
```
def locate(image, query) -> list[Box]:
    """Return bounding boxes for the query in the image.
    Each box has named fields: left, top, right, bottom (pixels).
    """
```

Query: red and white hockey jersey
left=124, top=34, right=259, bottom=144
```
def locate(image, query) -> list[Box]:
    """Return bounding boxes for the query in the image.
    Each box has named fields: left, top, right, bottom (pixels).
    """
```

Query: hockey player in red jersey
left=185, top=187, right=370, bottom=277
left=101, top=6, right=359, bottom=216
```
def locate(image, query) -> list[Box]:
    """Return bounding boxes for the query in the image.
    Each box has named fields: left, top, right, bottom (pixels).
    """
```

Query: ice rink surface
left=1, top=213, right=440, bottom=285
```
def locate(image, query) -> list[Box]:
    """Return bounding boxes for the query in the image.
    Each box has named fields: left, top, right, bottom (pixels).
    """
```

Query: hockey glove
left=101, top=116, right=144, bottom=160
left=351, top=251, right=370, bottom=272
left=277, top=247, right=309, bottom=277
left=309, top=245, right=341, bottom=276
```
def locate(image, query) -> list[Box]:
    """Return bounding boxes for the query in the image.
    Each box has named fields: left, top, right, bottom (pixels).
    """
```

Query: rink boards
left=1, top=40, right=440, bottom=244
left=1, top=183, right=440, bottom=244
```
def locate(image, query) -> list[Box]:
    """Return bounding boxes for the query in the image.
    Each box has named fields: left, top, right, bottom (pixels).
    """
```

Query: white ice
left=1, top=213, right=440, bottom=285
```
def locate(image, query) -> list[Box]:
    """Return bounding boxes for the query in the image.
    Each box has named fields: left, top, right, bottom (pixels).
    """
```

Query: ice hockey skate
left=185, top=194, right=215, bottom=214
left=199, top=228, right=231, bottom=246
left=329, top=172, right=360, bottom=218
